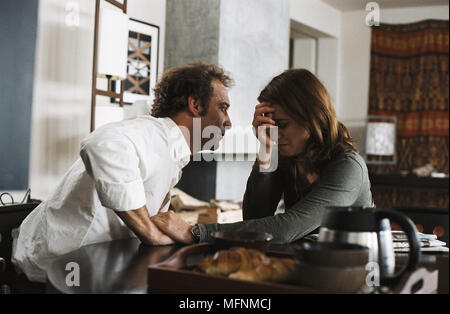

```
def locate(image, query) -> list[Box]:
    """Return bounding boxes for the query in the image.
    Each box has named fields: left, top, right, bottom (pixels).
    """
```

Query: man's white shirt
left=12, top=116, right=191, bottom=282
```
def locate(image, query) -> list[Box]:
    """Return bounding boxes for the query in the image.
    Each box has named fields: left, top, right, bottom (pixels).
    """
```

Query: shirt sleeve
left=79, top=128, right=146, bottom=211
left=198, top=153, right=365, bottom=244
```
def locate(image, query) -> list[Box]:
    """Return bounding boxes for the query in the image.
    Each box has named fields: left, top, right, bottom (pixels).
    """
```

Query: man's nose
left=224, top=116, right=232, bottom=129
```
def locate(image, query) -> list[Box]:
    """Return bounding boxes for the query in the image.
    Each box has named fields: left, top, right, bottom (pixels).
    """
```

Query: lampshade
left=365, top=115, right=397, bottom=165
left=366, top=122, right=396, bottom=155
left=96, top=8, right=129, bottom=80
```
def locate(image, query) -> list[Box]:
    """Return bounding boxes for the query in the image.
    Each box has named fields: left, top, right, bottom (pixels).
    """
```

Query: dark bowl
left=211, top=231, right=274, bottom=251
left=293, top=261, right=369, bottom=293
left=294, top=241, right=370, bottom=268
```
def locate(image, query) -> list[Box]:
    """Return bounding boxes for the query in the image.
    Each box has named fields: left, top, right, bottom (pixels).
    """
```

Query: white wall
left=317, top=37, right=340, bottom=105
left=292, top=38, right=317, bottom=73
left=218, top=0, right=290, bottom=155
left=290, top=0, right=341, bottom=38
left=289, top=0, right=342, bottom=111
left=215, top=0, right=290, bottom=200
left=29, top=0, right=166, bottom=200
left=380, top=5, right=450, bottom=24
left=337, top=5, right=449, bottom=152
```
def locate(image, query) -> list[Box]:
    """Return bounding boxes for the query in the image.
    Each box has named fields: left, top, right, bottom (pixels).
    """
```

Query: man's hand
left=145, top=226, right=177, bottom=246
left=151, top=211, right=194, bottom=244
left=115, top=205, right=176, bottom=246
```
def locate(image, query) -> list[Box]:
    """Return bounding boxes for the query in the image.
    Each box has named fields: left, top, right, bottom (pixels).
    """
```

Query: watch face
left=191, top=225, right=200, bottom=241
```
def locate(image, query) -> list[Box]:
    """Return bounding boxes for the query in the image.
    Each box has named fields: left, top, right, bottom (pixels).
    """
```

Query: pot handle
left=378, top=209, right=421, bottom=283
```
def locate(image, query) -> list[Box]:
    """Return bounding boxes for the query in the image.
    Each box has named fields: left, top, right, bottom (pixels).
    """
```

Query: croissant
left=229, top=257, right=296, bottom=283
left=197, top=247, right=269, bottom=276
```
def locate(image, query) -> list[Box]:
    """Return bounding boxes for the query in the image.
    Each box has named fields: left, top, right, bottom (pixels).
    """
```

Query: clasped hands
left=150, top=210, right=194, bottom=246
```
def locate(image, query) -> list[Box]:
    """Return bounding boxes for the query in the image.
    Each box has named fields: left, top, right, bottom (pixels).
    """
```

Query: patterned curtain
left=368, top=20, right=449, bottom=208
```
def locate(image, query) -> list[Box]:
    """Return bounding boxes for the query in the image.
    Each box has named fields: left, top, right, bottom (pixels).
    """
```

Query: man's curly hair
left=151, top=61, right=233, bottom=118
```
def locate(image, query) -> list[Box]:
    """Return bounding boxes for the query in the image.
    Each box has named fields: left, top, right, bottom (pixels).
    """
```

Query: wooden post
left=90, top=0, right=100, bottom=132
left=90, top=0, right=127, bottom=132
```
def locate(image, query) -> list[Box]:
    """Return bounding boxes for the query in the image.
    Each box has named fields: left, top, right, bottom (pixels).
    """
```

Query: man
left=12, top=62, right=233, bottom=282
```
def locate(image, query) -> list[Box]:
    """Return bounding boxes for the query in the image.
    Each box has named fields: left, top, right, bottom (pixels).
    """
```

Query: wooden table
left=46, top=238, right=448, bottom=294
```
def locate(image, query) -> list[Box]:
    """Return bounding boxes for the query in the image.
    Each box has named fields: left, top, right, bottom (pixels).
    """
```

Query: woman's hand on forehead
left=255, top=102, right=275, bottom=118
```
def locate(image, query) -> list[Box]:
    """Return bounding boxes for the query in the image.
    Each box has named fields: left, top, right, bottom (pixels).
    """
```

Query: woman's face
left=271, top=104, right=310, bottom=157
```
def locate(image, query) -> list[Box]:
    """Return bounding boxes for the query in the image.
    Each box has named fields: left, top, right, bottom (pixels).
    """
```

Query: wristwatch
left=190, top=224, right=201, bottom=243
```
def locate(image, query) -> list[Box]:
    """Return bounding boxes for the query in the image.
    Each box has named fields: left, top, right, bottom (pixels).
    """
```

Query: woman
left=152, top=69, right=374, bottom=244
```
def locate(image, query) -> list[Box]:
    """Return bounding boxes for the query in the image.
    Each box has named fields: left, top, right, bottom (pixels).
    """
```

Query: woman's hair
left=151, top=61, right=233, bottom=118
left=258, top=68, right=357, bottom=173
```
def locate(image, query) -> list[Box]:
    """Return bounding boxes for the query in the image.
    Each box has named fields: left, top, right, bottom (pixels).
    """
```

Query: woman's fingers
left=254, top=102, right=272, bottom=109
left=253, top=104, right=275, bottom=129
left=254, top=106, right=275, bottom=118
left=253, top=116, right=275, bottom=127
left=254, top=103, right=275, bottom=115
left=252, top=103, right=276, bottom=150
left=255, top=124, right=276, bottom=143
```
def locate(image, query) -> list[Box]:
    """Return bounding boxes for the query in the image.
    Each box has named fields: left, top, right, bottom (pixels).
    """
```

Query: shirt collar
left=160, top=117, right=191, bottom=168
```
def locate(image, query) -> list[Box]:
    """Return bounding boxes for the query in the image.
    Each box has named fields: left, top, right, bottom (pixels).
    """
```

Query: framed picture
left=112, top=18, right=159, bottom=105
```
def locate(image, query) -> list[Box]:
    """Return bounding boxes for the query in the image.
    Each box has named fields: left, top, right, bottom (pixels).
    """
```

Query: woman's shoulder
left=338, top=150, right=366, bottom=165
left=324, top=150, right=368, bottom=175
left=316, top=151, right=369, bottom=191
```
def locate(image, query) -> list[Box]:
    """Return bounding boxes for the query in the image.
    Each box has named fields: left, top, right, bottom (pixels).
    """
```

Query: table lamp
left=90, top=0, right=129, bottom=132
left=96, top=8, right=129, bottom=81
left=365, top=115, right=397, bottom=166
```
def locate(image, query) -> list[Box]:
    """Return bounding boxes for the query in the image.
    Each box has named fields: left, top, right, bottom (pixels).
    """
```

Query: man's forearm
left=115, top=205, right=174, bottom=245
left=151, top=210, right=196, bottom=244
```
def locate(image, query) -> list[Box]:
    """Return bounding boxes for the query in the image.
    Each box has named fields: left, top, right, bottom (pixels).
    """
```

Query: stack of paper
left=170, top=188, right=243, bottom=225
left=392, top=231, right=448, bottom=253
left=302, top=231, right=448, bottom=253
left=170, top=188, right=211, bottom=212
left=210, top=199, right=242, bottom=212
